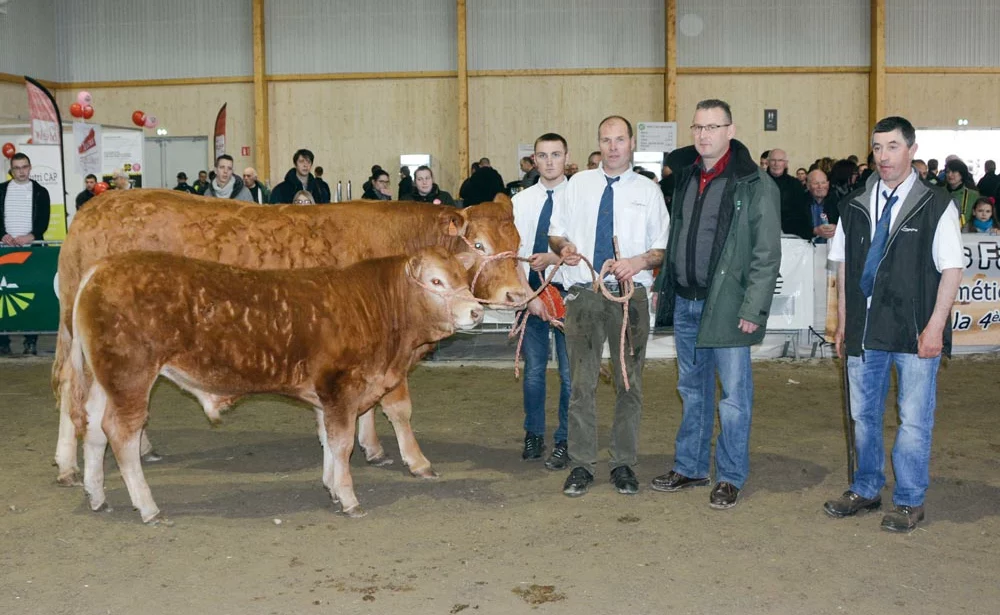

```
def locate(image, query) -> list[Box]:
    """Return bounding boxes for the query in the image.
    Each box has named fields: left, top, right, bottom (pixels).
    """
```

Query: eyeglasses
left=375, top=179, right=390, bottom=186
left=11, top=164, right=30, bottom=171
left=689, top=124, right=731, bottom=134
left=293, top=199, right=312, bottom=204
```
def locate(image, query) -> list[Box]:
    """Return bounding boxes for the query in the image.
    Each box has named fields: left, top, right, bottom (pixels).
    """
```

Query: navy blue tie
left=528, top=189, right=554, bottom=290
left=859, top=190, right=899, bottom=298
left=593, top=176, right=619, bottom=270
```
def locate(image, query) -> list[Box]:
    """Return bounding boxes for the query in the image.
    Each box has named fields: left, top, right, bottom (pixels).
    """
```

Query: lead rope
left=461, top=237, right=636, bottom=391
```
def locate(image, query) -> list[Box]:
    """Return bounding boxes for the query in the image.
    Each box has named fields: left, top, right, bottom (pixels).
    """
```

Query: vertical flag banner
left=73, top=121, right=102, bottom=177
left=213, top=103, right=227, bottom=161
left=24, top=76, right=69, bottom=237
left=25, top=78, right=60, bottom=145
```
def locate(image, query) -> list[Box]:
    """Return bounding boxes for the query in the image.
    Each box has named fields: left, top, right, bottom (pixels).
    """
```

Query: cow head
left=406, top=247, right=484, bottom=332
left=452, top=196, right=530, bottom=306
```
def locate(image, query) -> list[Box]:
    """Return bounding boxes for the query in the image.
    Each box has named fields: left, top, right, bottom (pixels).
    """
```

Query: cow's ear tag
left=447, top=220, right=458, bottom=236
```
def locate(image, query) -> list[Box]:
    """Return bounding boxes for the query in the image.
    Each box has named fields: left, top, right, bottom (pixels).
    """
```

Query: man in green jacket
left=650, top=99, right=781, bottom=510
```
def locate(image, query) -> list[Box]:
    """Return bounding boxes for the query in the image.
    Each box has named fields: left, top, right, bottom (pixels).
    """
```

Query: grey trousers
left=564, top=285, right=649, bottom=475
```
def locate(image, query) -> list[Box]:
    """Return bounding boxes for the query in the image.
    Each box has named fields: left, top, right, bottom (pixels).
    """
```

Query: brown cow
left=53, top=190, right=526, bottom=485
left=72, top=248, right=484, bottom=522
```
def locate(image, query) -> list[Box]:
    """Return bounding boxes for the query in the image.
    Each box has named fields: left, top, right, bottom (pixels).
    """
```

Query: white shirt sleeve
left=828, top=220, right=846, bottom=262
left=932, top=200, right=965, bottom=271
left=646, top=189, right=670, bottom=250
left=548, top=181, right=569, bottom=239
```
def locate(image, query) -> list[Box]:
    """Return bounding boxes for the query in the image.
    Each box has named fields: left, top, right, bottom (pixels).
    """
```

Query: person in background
left=520, top=156, right=540, bottom=188
left=976, top=160, right=998, bottom=199
left=565, top=162, right=579, bottom=178
left=202, top=155, right=253, bottom=202
left=111, top=169, right=131, bottom=190
left=659, top=162, right=674, bottom=207
left=801, top=169, right=839, bottom=243
left=361, top=165, right=384, bottom=198
left=242, top=167, right=270, bottom=204
left=76, top=174, right=97, bottom=209
left=173, top=172, right=195, bottom=194
left=459, top=162, right=503, bottom=207
left=270, top=149, right=330, bottom=204
left=944, top=158, right=980, bottom=225
left=586, top=151, right=601, bottom=170
left=767, top=149, right=806, bottom=235
left=363, top=168, right=392, bottom=200
left=192, top=170, right=209, bottom=194
left=963, top=196, right=1000, bottom=235
left=926, top=159, right=940, bottom=185
left=0, top=152, right=50, bottom=355
left=398, top=166, right=413, bottom=200
left=796, top=167, right=808, bottom=186
left=759, top=150, right=770, bottom=170
left=292, top=190, right=315, bottom=205
left=913, top=159, right=930, bottom=184
left=405, top=166, right=454, bottom=206
left=313, top=166, right=331, bottom=203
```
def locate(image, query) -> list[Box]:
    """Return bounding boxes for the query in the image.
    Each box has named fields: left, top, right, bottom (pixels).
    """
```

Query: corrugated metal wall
left=54, top=0, right=253, bottom=82
left=0, top=0, right=58, bottom=81
left=467, top=0, right=664, bottom=70
left=266, top=0, right=456, bottom=75
left=887, top=0, right=1000, bottom=67
left=677, top=0, right=869, bottom=67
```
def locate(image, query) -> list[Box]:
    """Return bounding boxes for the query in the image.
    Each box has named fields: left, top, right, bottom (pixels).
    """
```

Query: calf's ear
left=493, top=193, right=513, bottom=210
left=405, top=254, right=423, bottom=279
left=455, top=251, right=477, bottom=271
left=438, top=210, right=468, bottom=237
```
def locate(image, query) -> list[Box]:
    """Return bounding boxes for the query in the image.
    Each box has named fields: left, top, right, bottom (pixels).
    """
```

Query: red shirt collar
left=695, top=148, right=732, bottom=195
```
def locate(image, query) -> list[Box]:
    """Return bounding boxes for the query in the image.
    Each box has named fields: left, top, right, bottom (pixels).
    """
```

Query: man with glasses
left=242, top=167, right=270, bottom=204
left=651, top=99, right=781, bottom=510
left=549, top=116, right=669, bottom=498
left=1, top=153, right=51, bottom=355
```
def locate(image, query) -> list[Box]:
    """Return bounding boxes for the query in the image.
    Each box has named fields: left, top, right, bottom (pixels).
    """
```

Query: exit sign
left=241, top=146, right=250, bottom=156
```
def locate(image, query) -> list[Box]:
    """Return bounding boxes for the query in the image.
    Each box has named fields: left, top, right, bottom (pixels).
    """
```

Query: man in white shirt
left=823, top=116, right=964, bottom=533
left=1, top=153, right=51, bottom=355
left=512, top=133, right=572, bottom=469
left=549, top=116, right=669, bottom=497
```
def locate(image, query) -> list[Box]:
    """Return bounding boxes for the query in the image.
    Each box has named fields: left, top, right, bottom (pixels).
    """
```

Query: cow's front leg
left=321, top=405, right=365, bottom=518
left=356, top=407, right=392, bottom=466
left=314, top=408, right=336, bottom=503
left=381, top=379, right=437, bottom=479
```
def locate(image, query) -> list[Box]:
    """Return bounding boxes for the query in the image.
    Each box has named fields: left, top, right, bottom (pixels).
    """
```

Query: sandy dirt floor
left=1, top=355, right=998, bottom=615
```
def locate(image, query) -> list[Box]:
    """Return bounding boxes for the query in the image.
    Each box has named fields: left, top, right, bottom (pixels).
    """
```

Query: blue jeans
left=672, top=296, right=754, bottom=489
left=847, top=350, right=940, bottom=507
left=522, top=313, right=570, bottom=443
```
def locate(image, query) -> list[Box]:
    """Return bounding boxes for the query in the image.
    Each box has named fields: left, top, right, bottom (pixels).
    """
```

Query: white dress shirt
left=512, top=177, right=567, bottom=287
left=829, top=169, right=964, bottom=272
left=549, top=167, right=669, bottom=287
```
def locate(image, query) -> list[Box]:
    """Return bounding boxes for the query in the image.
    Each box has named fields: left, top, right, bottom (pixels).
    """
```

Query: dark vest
left=842, top=178, right=954, bottom=357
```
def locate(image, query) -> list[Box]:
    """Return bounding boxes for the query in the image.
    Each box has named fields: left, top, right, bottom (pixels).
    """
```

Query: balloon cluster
left=2, top=142, right=15, bottom=159
left=69, top=91, right=95, bottom=120
left=131, top=110, right=158, bottom=129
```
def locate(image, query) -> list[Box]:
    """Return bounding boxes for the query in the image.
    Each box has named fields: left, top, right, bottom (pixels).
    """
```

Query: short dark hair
left=796, top=167, right=807, bottom=174
left=760, top=150, right=770, bottom=160
left=598, top=115, right=633, bottom=139
left=371, top=169, right=389, bottom=182
left=520, top=156, right=533, bottom=165
left=872, top=116, right=916, bottom=148
left=478, top=157, right=490, bottom=165
left=847, top=154, right=859, bottom=164
left=927, top=158, right=939, bottom=171
left=986, top=160, right=996, bottom=173
left=534, top=132, right=568, bottom=152
left=415, top=165, right=434, bottom=179
left=695, top=99, right=733, bottom=124
left=215, top=154, right=234, bottom=167
left=315, top=166, right=324, bottom=177
left=199, top=170, right=207, bottom=176
left=293, top=149, right=315, bottom=164
left=11, top=152, right=30, bottom=165
left=85, top=173, right=98, bottom=181
left=400, top=166, right=411, bottom=176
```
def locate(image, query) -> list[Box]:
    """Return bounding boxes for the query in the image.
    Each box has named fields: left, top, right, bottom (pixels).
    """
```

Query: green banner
left=0, top=244, right=60, bottom=334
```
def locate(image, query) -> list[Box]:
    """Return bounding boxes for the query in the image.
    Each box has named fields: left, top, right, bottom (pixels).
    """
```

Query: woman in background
left=405, top=166, right=455, bottom=206
left=944, top=159, right=980, bottom=226
left=362, top=169, right=392, bottom=200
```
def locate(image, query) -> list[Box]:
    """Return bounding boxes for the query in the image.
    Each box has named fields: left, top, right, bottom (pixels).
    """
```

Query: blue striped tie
left=528, top=189, right=554, bottom=290
left=593, top=176, right=619, bottom=269
left=859, top=190, right=899, bottom=298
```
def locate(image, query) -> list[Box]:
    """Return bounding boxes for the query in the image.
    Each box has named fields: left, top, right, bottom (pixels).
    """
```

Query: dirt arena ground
left=2, top=354, right=998, bottom=615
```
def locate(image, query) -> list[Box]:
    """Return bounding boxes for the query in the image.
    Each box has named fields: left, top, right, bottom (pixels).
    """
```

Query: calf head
left=455, top=196, right=530, bottom=306
left=406, top=247, right=484, bottom=332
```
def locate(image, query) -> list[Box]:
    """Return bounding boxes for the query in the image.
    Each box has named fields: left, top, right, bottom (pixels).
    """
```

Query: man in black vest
left=823, top=116, right=964, bottom=533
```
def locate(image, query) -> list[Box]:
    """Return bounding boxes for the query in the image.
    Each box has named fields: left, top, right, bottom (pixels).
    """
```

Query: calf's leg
left=82, top=383, right=110, bottom=511
left=357, top=408, right=392, bottom=466
left=320, top=406, right=365, bottom=518
left=104, top=392, right=162, bottom=524
left=381, top=379, right=436, bottom=478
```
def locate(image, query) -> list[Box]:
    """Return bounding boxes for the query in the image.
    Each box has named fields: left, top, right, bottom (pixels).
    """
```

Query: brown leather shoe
left=881, top=505, right=925, bottom=533
left=650, top=470, right=710, bottom=493
left=823, top=490, right=882, bottom=518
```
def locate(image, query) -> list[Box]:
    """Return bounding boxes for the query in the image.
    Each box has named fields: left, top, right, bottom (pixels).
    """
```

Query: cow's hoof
left=411, top=466, right=439, bottom=479
left=56, top=470, right=83, bottom=487
left=341, top=505, right=367, bottom=519
left=366, top=454, right=394, bottom=467
left=144, top=513, right=173, bottom=527
left=90, top=500, right=112, bottom=513
left=142, top=451, right=164, bottom=463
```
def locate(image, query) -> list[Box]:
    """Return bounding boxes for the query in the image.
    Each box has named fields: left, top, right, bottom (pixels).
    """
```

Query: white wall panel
left=468, top=0, right=664, bottom=70
left=266, top=0, right=456, bottom=74
left=677, top=0, right=869, bottom=67
left=0, top=0, right=58, bottom=81
left=887, top=0, right=1000, bottom=67
left=54, top=0, right=252, bottom=82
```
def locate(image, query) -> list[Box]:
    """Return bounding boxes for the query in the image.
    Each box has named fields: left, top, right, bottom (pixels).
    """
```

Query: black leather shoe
left=649, top=470, right=710, bottom=492
left=881, top=505, right=925, bottom=533
left=709, top=481, right=740, bottom=509
left=610, top=465, right=639, bottom=495
left=521, top=433, right=545, bottom=461
left=22, top=341, right=37, bottom=356
left=544, top=441, right=568, bottom=471
left=562, top=467, right=593, bottom=497
left=823, top=490, right=882, bottom=518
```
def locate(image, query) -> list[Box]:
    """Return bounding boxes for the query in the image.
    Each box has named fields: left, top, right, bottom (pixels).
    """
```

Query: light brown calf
left=72, top=248, right=484, bottom=523
left=53, top=190, right=526, bottom=484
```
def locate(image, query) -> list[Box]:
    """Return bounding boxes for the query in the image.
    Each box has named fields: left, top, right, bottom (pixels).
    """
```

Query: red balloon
left=83, top=105, right=95, bottom=120
left=69, top=102, right=83, bottom=118
left=2, top=142, right=14, bottom=159
left=93, top=182, right=109, bottom=195
left=131, top=110, right=146, bottom=127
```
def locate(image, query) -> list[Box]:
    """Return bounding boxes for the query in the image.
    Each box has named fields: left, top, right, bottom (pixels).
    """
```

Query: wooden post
left=457, top=0, right=470, bottom=182
left=869, top=0, right=885, bottom=130
left=665, top=0, right=677, bottom=122
left=252, top=0, right=270, bottom=184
